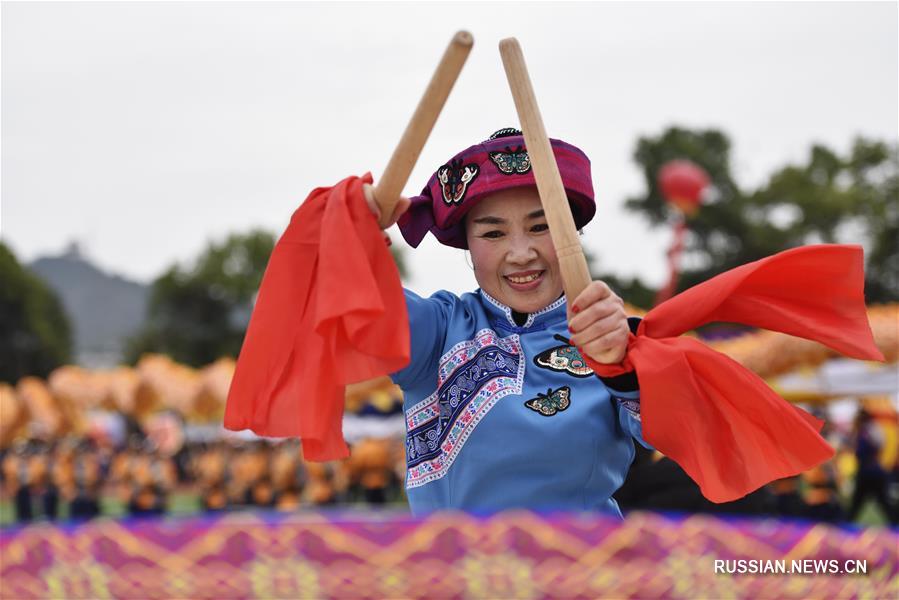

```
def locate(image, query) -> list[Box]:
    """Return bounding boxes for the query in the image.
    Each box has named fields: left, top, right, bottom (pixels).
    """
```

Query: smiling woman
left=364, top=128, right=644, bottom=516
left=466, top=189, right=562, bottom=315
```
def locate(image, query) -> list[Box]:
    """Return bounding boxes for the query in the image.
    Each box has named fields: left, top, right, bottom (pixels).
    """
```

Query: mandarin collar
left=478, top=289, right=567, bottom=333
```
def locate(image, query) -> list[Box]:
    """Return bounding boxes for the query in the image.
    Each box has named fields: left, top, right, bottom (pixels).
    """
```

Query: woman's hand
left=567, top=281, right=629, bottom=365
left=363, top=184, right=411, bottom=229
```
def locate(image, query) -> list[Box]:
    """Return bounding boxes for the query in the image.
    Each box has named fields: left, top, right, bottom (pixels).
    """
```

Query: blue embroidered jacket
left=391, top=288, right=650, bottom=517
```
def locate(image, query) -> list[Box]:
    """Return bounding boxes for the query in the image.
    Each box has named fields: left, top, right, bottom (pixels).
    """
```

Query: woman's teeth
left=507, top=273, right=540, bottom=284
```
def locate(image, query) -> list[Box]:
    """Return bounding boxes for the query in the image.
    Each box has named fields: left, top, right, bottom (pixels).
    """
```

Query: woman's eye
left=531, top=223, right=549, bottom=233
left=481, top=230, right=504, bottom=239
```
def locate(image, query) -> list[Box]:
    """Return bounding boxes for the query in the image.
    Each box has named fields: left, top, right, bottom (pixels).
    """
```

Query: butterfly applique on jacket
left=533, top=334, right=594, bottom=377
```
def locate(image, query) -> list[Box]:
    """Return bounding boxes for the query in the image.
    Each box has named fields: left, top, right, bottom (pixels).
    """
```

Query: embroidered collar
left=478, top=289, right=567, bottom=331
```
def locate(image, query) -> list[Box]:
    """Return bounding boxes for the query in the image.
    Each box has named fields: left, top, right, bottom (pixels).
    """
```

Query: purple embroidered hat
left=397, top=128, right=596, bottom=249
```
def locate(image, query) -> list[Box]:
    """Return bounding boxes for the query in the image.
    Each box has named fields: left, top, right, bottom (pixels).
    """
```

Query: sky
left=2, top=1, right=897, bottom=297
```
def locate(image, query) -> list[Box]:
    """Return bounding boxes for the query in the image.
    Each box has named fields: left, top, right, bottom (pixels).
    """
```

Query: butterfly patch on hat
left=490, top=145, right=531, bottom=175
left=534, top=334, right=594, bottom=377
left=524, top=386, right=571, bottom=417
left=437, top=159, right=479, bottom=205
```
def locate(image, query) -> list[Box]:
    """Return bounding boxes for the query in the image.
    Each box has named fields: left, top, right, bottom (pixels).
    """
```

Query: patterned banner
left=1, top=511, right=896, bottom=599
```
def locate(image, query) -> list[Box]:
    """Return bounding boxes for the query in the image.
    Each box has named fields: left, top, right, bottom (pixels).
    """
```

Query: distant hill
left=29, top=243, right=148, bottom=368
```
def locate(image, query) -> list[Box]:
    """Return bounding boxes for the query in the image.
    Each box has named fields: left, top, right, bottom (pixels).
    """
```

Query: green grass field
left=0, top=494, right=890, bottom=528
left=0, top=491, right=202, bottom=527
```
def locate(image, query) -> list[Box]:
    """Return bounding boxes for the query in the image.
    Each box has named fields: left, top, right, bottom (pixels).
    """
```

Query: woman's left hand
left=567, top=281, right=629, bottom=365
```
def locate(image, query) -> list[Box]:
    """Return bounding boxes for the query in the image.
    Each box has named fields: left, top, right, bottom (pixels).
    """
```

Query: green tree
left=126, top=231, right=276, bottom=366
left=0, top=242, right=73, bottom=382
left=626, top=127, right=898, bottom=302
left=749, top=139, right=898, bottom=302
left=127, top=229, right=411, bottom=366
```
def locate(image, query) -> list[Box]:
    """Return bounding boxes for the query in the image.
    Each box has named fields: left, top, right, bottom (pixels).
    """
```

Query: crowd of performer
left=1, top=406, right=895, bottom=526
left=1, top=432, right=406, bottom=524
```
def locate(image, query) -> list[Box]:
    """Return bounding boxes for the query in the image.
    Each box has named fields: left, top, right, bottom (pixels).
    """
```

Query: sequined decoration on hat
left=488, top=128, right=523, bottom=140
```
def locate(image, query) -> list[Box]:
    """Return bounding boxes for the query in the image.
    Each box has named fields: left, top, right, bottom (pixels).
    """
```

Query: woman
left=364, top=128, right=649, bottom=516
left=226, top=127, right=880, bottom=515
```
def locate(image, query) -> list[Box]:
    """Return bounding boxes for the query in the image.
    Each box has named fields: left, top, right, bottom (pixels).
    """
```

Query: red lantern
left=654, top=160, right=710, bottom=306
left=658, top=160, right=710, bottom=216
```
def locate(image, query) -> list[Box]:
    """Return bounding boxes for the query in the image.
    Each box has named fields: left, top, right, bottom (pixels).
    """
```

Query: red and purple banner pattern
left=1, top=511, right=896, bottom=599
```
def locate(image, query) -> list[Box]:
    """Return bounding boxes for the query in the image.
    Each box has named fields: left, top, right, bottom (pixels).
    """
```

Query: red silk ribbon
left=224, top=174, right=410, bottom=461
left=587, top=244, right=884, bottom=503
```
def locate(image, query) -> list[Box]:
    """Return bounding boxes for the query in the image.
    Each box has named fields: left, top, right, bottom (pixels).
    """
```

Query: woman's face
left=465, top=187, right=563, bottom=313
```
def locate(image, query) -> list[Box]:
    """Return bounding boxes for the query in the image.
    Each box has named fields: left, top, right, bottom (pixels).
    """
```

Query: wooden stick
left=373, top=31, right=473, bottom=228
left=499, top=38, right=592, bottom=302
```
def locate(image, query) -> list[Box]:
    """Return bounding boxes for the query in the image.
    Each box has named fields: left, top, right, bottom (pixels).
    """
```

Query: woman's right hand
left=363, top=183, right=411, bottom=230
